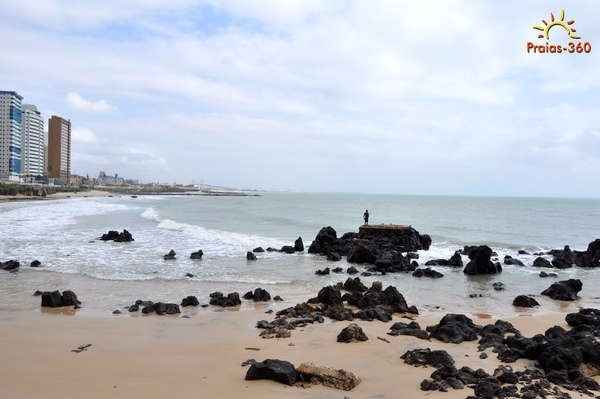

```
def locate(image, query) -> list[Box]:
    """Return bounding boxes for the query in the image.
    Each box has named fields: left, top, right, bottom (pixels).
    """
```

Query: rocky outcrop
left=297, top=363, right=360, bottom=391
left=463, top=246, right=502, bottom=275
left=190, top=250, right=203, bottom=259
left=541, top=279, right=582, bottom=301
left=308, top=225, right=431, bottom=269
left=209, top=291, right=241, bottom=307
left=100, top=229, right=134, bottom=242
left=41, top=290, right=81, bottom=308
left=513, top=295, right=540, bottom=308
left=0, top=260, right=19, bottom=271
left=573, top=239, right=600, bottom=268
left=245, top=359, right=299, bottom=385
left=337, top=323, right=368, bottom=343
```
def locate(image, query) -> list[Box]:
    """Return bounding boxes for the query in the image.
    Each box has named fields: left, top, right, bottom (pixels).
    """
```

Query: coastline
left=0, top=301, right=568, bottom=399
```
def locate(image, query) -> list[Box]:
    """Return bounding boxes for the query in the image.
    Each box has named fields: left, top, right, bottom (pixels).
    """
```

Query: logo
left=526, top=10, right=591, bottom=54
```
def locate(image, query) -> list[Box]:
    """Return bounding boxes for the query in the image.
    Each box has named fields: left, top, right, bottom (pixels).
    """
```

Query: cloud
left=1, top=1, right=600, bottom=196
left=72, top=127, right=98, bottom=144
left=66, top=92, right=114, bottom=112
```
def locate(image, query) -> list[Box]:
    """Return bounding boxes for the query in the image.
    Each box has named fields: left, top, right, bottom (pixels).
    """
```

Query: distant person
left=363, top=209, right=369, bottom=225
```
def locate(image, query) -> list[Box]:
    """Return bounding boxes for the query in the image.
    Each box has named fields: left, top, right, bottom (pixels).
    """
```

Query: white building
left=0, top=91, right=23, bottom=181
left=21, top=104, right=45, bottom=177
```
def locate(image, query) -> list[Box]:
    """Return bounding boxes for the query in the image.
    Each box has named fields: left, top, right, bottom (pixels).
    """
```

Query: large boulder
left=337, top=323, right=368, bottom=343
left=245, top=359, right=299, bottom=386
left=246, top=251, right=257, bottom=260
left=347, top=241, right=376, bottom=264
left=448, top=251, right=463, bottom=267
left=503, top=255, right=524, bottom=266
left=533, top=257, right=553, bottom=268
left=541, top=279, right=582, bottom=301
left=463, top=246, right=501, bottom=275
left=308, top=226, right=339, bottom=254
left=181, top=296, right=199, bottom=307
left=388, top=321, right=429, bottom=340
left=574, top=239, right=600, bottom=268
left=401, top=348, right=455, bottom=369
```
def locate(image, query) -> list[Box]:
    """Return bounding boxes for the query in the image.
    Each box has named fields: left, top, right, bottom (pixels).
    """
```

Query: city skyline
left=1, top=1, right=599, bottom=196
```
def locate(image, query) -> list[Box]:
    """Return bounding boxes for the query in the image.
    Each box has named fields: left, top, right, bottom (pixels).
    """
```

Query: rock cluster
left=209, top=291, right=242, bottom=307
left=255, top=277, right=416, bottom=339
left=41, top=290, right=81, bottom=308
left=308, top=225, right=431, bottom=271
left=100, top=229, right=134, bottom=242
left=243, top=288, right=271, bottom=302
left=540, top=279, right=582, bottom=301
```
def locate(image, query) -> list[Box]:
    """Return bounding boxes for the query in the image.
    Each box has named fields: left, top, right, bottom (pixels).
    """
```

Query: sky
left=1, top=0, right=599, bottom=197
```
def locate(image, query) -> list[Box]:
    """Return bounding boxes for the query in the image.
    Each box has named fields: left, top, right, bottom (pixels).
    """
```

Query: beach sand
left=0, top=306, right=578, bottom=399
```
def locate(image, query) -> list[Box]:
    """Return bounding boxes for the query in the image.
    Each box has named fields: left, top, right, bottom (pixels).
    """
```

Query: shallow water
left=1, top=193, right=599, bottom=316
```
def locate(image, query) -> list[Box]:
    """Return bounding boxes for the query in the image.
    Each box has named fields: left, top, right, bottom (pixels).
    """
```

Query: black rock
left=243, top=291, right=254, bottom=300
left=315, top=286, right=342, bottom=306
left=266, top=247, right=279, bottom=252
left=185, top=273, right=194, bottom=278
left=100, top=229, right=134, bottom=242
left=518, top=250, right=530, bottom=255
left=327, top=252, right=341, bottom=261
left=181, top=296, right=200, bottom=307
left=273, top=295, right=283, bottom=301
left=30, top=260, right=41, bottom=267
left=574, top=239, right=600, bottom=268
left=153, top=302, right=180, bottom=315
left=401, top=348, right=455, bottom=369
left=412, top=268, right=444, bottom=278
left=427, top=314, right=481, bottom=344
left=388, top=321, right=429, bottom=340
left=245, top=359, right=299, bottom=386
left=33, top=290, right=43, bottom=296
left=474, top=378, right=502, bottom=399
left=280, top=245, right=296, bottom=254
left=332, top=266, right=343, bottom=273
left=541, top=279, right=582, bottom=301
left=209, top=292, right=242, bottom=307
left=128, top=304, right=140, bottom=312
left=337, top=323, right=368, bottom=343
left=252, top=288, right=271, bottom=302
left=463, top=246, right=501, bottom=275
left=492, top=282, right=505, bottom=291
left=190, top=250, right=203, bottom=259
left=533, top=257, right=552, bottom=268
left=315, top=267, right=330, bottom=276
left=343, top=277, right=368, bottom=292
left=41, top=290, right=81, bottom=308
left=294, top=237, right=304, bottom=252
left=253, top=247, right=265, bottom=253
left=448, top=251, right=463, bottom=267
left=163, top=249, right=176, bottom=260
left=513, top=295, right=540, bottom=308
left=539, top=271, right=557, bottom=278
left=246, top=251, right=257, bottom=261
left=346, top=266, right=359, bottom=275
left=503, top=255, right=524, bottom=266
left=1, top=260, right=19, bottom=271
left=425, top=259, right=449, bottom=266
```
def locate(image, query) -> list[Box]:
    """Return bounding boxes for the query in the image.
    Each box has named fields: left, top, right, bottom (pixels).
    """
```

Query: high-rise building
left=47, top=115, right=71, bottom=181
left=21, top=104, right=45, bottom=177
left=0, top=90, right=23, bottom=181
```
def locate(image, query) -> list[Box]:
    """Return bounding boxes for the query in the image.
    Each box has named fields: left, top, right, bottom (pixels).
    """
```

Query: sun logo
left=533, top=10, right=580, bottom=40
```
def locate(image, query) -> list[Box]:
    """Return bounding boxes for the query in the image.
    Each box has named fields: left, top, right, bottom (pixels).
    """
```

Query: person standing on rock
left=363, top=209, right=370, bottom=225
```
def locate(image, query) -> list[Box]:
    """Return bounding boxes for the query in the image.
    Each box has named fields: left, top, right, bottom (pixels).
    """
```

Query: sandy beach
left=0, top=189, right=111, bottom=202
left=0, top=303, right=583, bottom=399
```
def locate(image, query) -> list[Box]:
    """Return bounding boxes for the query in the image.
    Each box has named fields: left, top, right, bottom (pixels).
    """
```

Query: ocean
left=1, top=193, right=599, bottom=316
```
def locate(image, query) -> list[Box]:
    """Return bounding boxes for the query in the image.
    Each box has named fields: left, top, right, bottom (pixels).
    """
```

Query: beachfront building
left=21, top=104, right=45, bottom=178
left=47, top=115, right=71, bottom=181
left=0, top=90, right=23, bottom=181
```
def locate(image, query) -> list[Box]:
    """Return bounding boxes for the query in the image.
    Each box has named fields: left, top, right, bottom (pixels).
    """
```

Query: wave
left=141, top=207, right=160, bottom=221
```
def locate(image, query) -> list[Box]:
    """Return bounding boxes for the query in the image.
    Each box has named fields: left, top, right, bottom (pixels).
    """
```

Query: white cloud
left=72, top=127, right=98, bottom=144
left=66, top=92, right=114, bottom=112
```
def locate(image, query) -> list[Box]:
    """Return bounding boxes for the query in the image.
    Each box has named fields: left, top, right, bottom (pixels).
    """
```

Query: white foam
left=140, top=207, right=160, bottom=221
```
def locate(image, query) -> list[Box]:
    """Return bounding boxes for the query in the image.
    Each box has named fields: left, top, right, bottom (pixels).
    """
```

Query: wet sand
left=0, top=306, right=577, bottom=399
left=0, top=190, right=111, bottom=202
